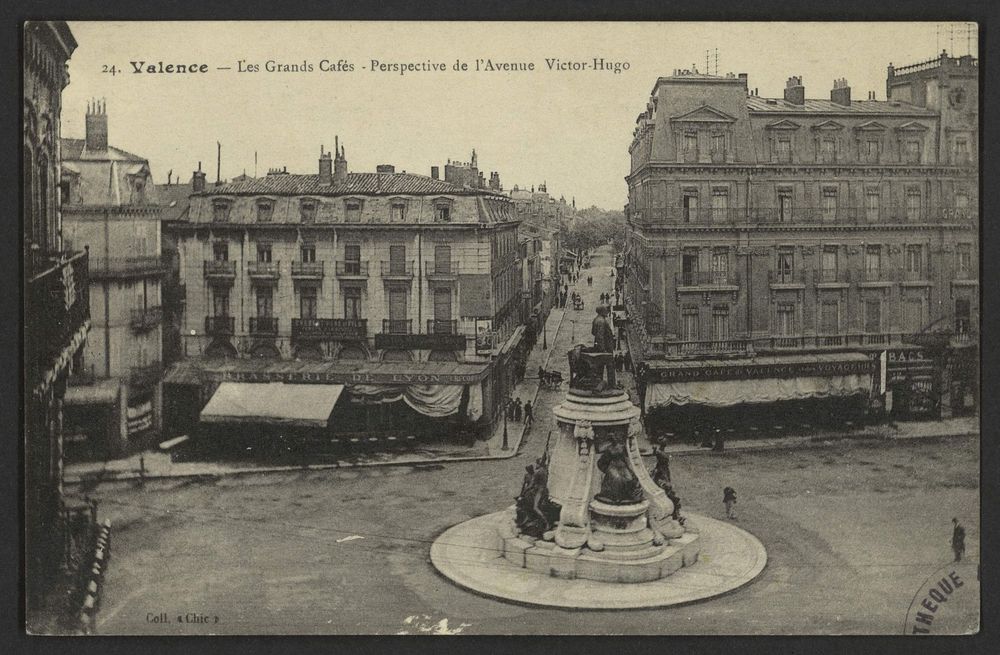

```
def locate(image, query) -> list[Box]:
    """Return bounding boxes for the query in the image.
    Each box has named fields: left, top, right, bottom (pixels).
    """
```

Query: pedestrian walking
left=723, top=486, right=738, bottom=520
left=952, top=518, right=966, bottom=562
left=523, top=401, right=533, bottom=431
left=513, top=398, right=523, bottom=422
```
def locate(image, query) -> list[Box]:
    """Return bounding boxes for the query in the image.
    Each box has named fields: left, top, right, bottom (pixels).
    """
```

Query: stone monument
left=495, top=307, right=699, bottom=583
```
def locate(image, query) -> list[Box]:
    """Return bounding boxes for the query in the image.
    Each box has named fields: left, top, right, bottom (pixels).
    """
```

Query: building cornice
left=628, top=162, right=976, bottom=181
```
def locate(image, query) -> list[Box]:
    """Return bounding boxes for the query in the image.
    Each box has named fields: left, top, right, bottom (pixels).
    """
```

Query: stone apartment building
left=23, top=20, right=93, bottom=615
left=60, top=103, right=165, bottom=456
left=623, top=52, right=978, bottom=433
left=162, top=143, right=524, bottom=442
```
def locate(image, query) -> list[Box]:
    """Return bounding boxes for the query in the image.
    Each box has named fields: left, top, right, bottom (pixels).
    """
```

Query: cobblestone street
left=80, top=247, right=979, bottom=635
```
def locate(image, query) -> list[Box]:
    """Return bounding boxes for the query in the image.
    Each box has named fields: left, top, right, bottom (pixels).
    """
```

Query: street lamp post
left=502, top=399, right=510, bottom=451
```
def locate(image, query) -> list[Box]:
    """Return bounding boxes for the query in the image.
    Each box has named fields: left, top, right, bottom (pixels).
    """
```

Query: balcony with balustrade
left=426, top=260, right=460, bottom=280
left=203, top=260, right=237, bottom=280
left=249, top=316, right=279, bottom=336
left=427, top=319, right=458, bottom=335
left=768, top=268, right=808, bottom=289
left=676, top=270, right=740, bottom=291
left=632, top=205, right=977, bottom=228
left=291, top=261, right=324, bottom=280
left=813, top=268, right=851, bottom=288
left=381, top=319, right=412, bottom=335
left=90, top=255, right=168, bottom=280
left=129, top=305, right=163, bottom=332
left=291, top=318, right=367, bottom=341
left=247, top=260, right=281, bottom=280
left=204, top=316, right=235, bottom=336
left=663, top=338, right=752, bottom=358
left=380, top=260, right=414, bottom=280
left=898, top=265, right=934, bottom=286
left=856, top=267, right=893, bottom=287
left=26, top=250, right=90, bottom=389
left=336, top=261, right=369, bottom=278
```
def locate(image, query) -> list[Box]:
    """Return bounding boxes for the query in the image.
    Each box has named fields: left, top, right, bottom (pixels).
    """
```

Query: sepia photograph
left=21, top=19, right=980, bottom=636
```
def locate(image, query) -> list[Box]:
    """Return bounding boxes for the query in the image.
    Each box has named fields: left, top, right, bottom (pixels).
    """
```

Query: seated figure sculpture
left=514, top=455, right=562, bottom=539
left=594, top=440, right=643, bottom=505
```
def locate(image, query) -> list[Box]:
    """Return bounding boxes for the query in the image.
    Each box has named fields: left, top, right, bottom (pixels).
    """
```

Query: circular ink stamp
left=904, top=562, right=979, bottom=635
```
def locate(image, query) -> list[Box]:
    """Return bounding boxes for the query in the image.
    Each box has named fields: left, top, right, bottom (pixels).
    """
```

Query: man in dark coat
left=952, top=518, right=966, bottom=562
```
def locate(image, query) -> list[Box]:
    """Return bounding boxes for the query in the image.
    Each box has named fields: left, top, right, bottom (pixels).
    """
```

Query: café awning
left=200, top=382, right=344, bottom=428
left=643, top=353, right=874, bottom=411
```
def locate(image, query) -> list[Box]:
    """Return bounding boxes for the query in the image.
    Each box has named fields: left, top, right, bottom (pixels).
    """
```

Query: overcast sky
left=63, top=21, right=975, bottom=209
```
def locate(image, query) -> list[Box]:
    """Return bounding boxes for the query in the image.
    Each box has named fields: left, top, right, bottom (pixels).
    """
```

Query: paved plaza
left=78, top=248, right=980, bottom=635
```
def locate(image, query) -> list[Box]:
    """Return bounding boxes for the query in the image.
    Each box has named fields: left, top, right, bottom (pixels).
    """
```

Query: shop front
left=163, top=357, right=494, bottom=454
left=640, top=353, right=876, bottom=442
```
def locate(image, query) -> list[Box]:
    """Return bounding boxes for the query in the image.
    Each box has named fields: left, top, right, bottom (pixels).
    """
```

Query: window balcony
left=204, top=316, right=235, bottom=336
left=382, top=319, right=412, bottom=335
left=813, top=268, right=851, bottom=284
left=26, top=249, right=90, bottom=386
left=665, top=338, right=751, bottom=357
left=90, top=255, right=168, bottom=279
left=676, top=270, right=739, bottom=289
left=291, top=318, right=367, bottom=341
left=336, top=261, right=369, bottom=278
left=291, top=261, right=325, bottom=279
left=380, top=260, right=414, bottom=279
left=247, top=260, right=281, bottom=280
left=899, top=267, right=933, bottom=284
left=249, top=316, right=279, bottom=336
left=857, top=268, right=892, bottom=285
left=203, top=260, right=237, bottom=279
left=426, top=260, right=460, bottom=279
left=427, top=319, right=458, bottom=335
left=768, top=269, right=808, bottom=286
left=130, top=305, right=163, bottom=332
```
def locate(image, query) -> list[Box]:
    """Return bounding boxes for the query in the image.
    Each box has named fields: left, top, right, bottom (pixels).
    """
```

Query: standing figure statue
left=592, top=305, right=616, bottom=353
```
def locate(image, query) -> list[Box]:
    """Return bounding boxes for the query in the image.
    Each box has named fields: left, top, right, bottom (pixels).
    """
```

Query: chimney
left=192, top=162, right=206, bottom=193
left=333, top=136, right=347, bottom=184
left=489, top=171, right=501, bottom=191
left=376, top=164, right=395, bottom=174
left=783, top=76, right=805, bottom=105
left=85, top=98, right=109, bottom=151
left=318, top=145, right=333, bottom=185
left=738, top=72, right=748, bottom=89
left=430, top=166, right=439, bottom=180
left=830, top=78, right=851, bottom=106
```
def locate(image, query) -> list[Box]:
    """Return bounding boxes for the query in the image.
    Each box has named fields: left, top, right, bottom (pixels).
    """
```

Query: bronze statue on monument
left=567, top=306, right=618, bottom=392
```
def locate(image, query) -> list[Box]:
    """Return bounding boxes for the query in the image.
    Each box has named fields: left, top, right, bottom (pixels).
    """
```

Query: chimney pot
left=830, top=78, right=851, bottom=106
left=783, top=76, right=805, bottom=105
left=431, top=166, right=439, bottom=180
left=376, top=164, right=395, bottom=174
left=85, top=99, right=109, bottom=151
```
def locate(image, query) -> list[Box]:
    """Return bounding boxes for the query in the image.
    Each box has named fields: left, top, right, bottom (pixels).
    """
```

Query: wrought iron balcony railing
left=676, top=270, right=739, bottom=287
left=26, top=250, right=90, bottom=384
left=427, top=319, right=458, bottom=335
left=291, top=318, right=367, bottom=340
left=336, top=261, right=369, bottom=277
left=130, top=305, right=163, bottom=332
left=204, top=315, right=235, bottom=336
left=380, top=260, right=414, bottom=277
left=203, top=260, right=237, bottom=278
left=382, top=319, right=412, bottom=335
left=291, top=261, right=325, bottom=278
left=426, top=260, right=460, bottom=277
left=249, top=316, right=279, bottom=335
left=247, top=261, right=281, bottom=278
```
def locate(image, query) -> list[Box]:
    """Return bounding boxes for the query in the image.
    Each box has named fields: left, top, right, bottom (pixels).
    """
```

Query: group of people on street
left=507, top=397, right=533, bottom=431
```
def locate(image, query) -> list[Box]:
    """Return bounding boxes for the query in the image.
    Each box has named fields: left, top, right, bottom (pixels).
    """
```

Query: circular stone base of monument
left=430, top=509, right=766, bottom=610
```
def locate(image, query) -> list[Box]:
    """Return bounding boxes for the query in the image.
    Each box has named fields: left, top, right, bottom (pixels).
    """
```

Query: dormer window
left=212, top=199, right=231, bottom=223
left=433, top=198, right=453, bottom=223
left=256, top=199, right=274, bottom=223
left=300, top=199, right=317, bottom=224
left=344, top=199, right=363, bottom=223
left=390, top=200, right=407, bottom=222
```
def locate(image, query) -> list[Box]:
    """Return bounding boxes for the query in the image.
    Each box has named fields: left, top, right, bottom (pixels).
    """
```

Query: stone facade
left=625, top=55, right=978, bottom=417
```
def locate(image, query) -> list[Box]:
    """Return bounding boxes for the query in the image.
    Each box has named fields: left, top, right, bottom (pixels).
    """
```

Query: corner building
left=623, top=54, right=978, bottom=436
left=164, top=145, right=523, bottom=444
